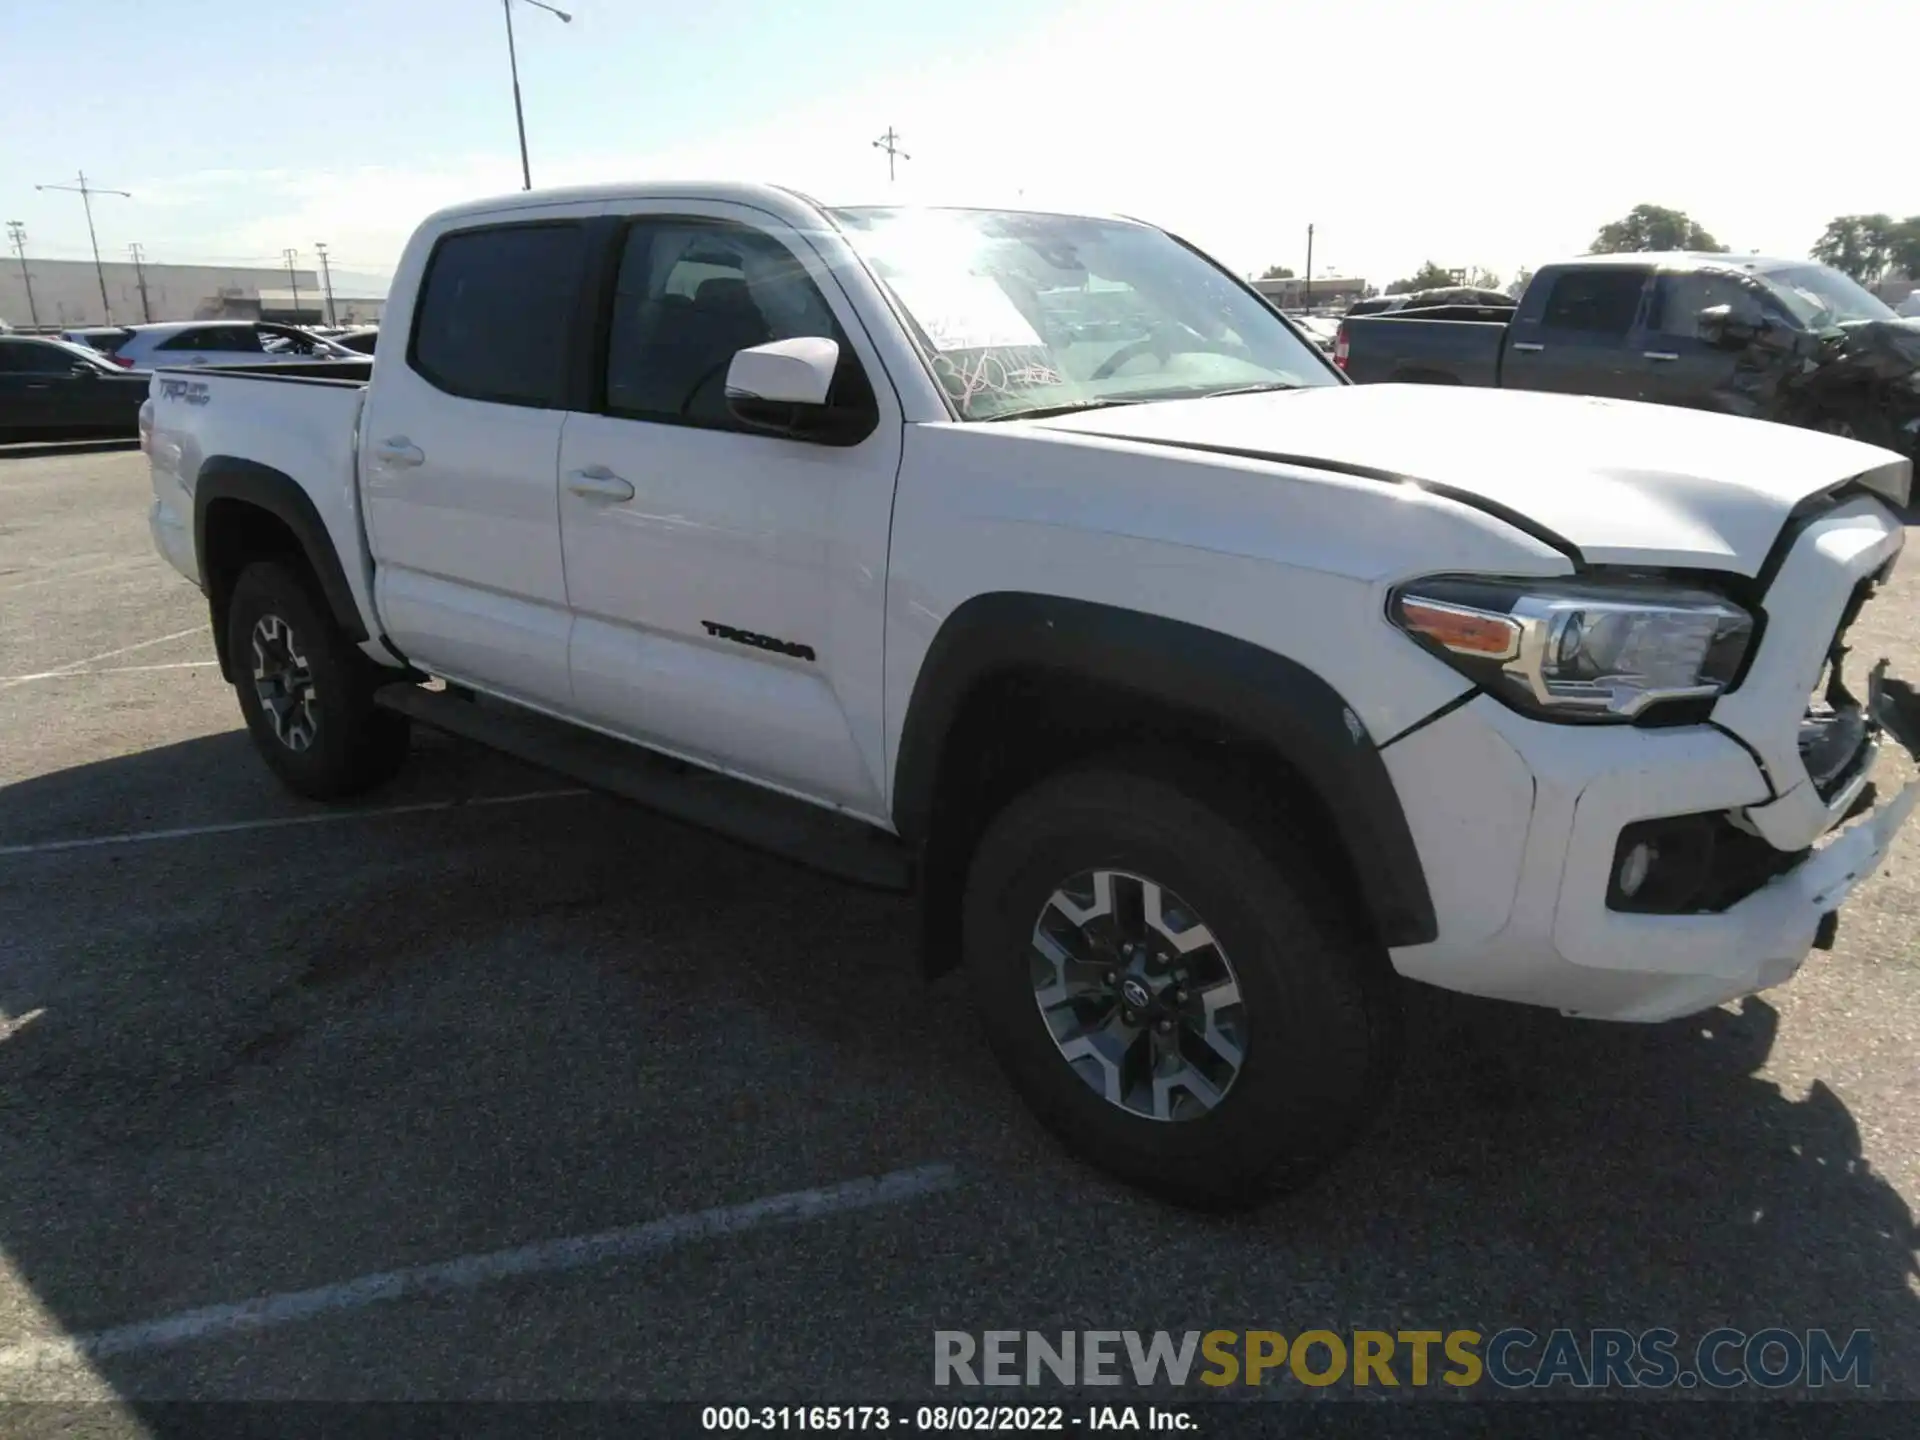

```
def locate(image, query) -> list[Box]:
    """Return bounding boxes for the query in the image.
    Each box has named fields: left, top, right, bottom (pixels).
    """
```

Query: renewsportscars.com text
left=933, top=1328, right=1872, bottom=1390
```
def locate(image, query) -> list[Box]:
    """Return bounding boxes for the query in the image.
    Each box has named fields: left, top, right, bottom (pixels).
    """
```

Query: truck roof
left=421, top=181, right=1140, bottom=229
left=1565, top=251, right=1805, bottom=273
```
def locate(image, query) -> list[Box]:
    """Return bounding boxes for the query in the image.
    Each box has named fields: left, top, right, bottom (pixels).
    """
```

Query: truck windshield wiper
left=1193, top=381, right=1303, bottom=399
left=982, top=397, right=1147, bottom=422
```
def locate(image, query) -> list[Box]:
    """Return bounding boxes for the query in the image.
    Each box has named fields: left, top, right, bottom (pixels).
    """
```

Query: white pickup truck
left=145, top=182, right=1918, bottom=1206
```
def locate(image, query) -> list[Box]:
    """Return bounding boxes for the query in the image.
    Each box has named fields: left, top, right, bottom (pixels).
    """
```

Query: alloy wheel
left=250, top=613, right=319, bottom=752
left=1028, top=868, right=1247, bottom=1121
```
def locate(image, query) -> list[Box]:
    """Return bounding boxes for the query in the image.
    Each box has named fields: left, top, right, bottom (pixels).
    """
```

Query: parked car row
left=61, top=321, right=362, bottom=370
left=0, top=334, right=151, bottom=442
left=1, top=320, right=375, bottom=443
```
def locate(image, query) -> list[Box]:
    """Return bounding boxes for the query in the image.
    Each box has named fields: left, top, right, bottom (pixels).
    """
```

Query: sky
left=2, top=0, right=1914, bottom=295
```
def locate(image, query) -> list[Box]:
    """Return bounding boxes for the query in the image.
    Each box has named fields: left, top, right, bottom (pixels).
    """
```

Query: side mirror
left=1697, top=304, right=1765, bottom=349
left=725, top=337, right=840, bottom=436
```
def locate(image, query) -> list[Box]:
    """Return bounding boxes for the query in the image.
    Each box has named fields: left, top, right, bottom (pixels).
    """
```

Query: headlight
left=1389, top=576, right=1755, bottom=722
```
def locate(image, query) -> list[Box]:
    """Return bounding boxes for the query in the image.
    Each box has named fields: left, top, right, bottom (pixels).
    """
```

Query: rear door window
left=409, top=222, right=587, bottom=408
left=1539, top=270, right=1647, bottom=336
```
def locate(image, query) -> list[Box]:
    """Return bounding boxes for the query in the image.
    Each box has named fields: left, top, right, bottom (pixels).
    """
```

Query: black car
left=0, top=336, right=150, bottom=443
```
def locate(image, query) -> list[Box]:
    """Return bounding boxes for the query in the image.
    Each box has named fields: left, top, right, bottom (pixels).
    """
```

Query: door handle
left=1510, top=342, right=1544, bottom=353
left=1643, top=351, right=1679, bottom=362
left=372, top=437, right=425, bottom=467
left=567, top=466, right=635, bottom=502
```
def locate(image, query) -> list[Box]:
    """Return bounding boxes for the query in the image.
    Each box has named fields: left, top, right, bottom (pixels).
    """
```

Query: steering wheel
left=679, top=354, right=738, bottom=416
left=1090, top=334, right=1168, bottom=381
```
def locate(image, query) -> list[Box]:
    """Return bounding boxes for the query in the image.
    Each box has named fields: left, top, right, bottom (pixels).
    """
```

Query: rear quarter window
left=408, top=222, right=587, bottom=408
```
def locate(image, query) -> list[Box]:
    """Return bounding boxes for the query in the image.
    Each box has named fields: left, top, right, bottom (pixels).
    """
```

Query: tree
left=1507, top=266, right=1534, bottom=299
left=1891, top=218, right=1920, bottom=279
left=1384, top=261, right=1455, bottom=295
left=1811, top=215, right=1896, bottom=282
left=1259, top=264, right=1296, bottom=280
left=1812, top=213, right=1920, bottom=282
left=1464, top=267, right=1501, bottom=292
left=1590, top=204, right=1727, bottom=255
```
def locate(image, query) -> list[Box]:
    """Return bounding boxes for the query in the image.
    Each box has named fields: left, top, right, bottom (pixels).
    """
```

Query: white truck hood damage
left=1030, top=383, right=1912, bottom=575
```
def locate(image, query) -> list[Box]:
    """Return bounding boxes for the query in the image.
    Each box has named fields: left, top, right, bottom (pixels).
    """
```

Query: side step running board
left=375, top=683, right=914, bottom=891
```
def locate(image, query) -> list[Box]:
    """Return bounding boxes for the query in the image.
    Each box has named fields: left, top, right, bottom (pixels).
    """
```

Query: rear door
left=1635, top=268, right=1782, bottom=414
left=1501, top=266, right=1650, bottom=398
left=359, top=206, right=598, bottom=708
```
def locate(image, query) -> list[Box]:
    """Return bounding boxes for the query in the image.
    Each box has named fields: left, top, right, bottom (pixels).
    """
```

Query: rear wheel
left=226, top=560, right=410, bottom=799
left=962, top=763, right=1400, bottom=1208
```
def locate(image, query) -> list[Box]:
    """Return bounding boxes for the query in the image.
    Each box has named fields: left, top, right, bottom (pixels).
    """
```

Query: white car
left=143, top=182, right=1916, bottom=1206
left=110, top=321, right=359, bottom=370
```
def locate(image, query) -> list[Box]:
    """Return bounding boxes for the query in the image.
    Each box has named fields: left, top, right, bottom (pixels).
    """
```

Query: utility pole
left=872, top=127, right=910, bottom=183
left=35, top=171, right=131, bottom=323
left=5, top=221, right=38, bottom=329
left=128, top=242, right=154, bottom=322
left=314, top=242, right=338, bottom=327
left=502, top=0, right=573, bottom=191
left=1304, top=223, right=1314, bottom=311
left=284, top=248, right=302, bottom=323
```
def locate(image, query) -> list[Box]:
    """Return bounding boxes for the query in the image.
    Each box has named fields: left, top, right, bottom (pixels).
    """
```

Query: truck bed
left=1337, top=314, right=1507, bottom=386
left=146, top=361, right=377, bottom=627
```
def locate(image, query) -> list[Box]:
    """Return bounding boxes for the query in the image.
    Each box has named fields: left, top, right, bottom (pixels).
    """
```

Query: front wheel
left=962, top=764, right=1400, bottom=1208
left=226, top=560, right=411, bottom=800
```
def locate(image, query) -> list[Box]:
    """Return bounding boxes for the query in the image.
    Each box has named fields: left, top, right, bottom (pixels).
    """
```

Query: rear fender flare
left=194, top=456, right=367, bottom=677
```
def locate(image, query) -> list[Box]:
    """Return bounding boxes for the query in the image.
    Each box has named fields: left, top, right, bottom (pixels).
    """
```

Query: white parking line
left=0, top=788, right=589, bottom=859
left=0, top=1163, right=959, bottom=1371
left=0, top=660, right=219, bottom=684
left=0, top=628, right=205, bottom=691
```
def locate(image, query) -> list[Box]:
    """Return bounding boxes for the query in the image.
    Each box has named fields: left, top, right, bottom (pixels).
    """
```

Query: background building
left=1253, top=275, right=1372, bottom=310
left=0, top=256, right=370, bottom=329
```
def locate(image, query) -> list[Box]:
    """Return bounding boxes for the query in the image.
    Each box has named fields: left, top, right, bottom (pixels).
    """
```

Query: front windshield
left=1756, top=263, right=1894, bottom=330
left=830, top=207, right=1336, bottom=420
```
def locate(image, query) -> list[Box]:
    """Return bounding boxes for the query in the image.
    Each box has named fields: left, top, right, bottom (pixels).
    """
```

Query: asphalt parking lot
left=0, top=446, right=1917, bottom=1421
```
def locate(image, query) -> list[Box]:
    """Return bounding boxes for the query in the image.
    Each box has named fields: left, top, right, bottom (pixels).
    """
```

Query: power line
left=34, top=171, right=131, bottom=323
left=872, top=127, right=910, bottom=183
left=6, top=221, right=40, bottom=328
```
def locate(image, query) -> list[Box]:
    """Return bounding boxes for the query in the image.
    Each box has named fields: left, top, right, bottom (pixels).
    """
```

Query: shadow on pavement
left=0, top=730, right=1914, bottom=1413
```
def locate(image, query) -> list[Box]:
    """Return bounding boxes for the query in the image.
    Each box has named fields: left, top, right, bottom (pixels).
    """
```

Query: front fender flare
left=892, top=593, right=1438, bottom=947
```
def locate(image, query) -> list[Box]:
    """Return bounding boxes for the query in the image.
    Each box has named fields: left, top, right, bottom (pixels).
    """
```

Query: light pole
left=1304, top=223, right=1314, bottom=311
left=6, top=222, right=38, bottom=329
left=314, top=242, right=338, bottom=328
left=128, top=242, right=153, bottom=322
left=503, top=0, right=572, bottom=191
left=35, top=171, right=131, bottom=323
left=284, top=248, right=302, bottom=322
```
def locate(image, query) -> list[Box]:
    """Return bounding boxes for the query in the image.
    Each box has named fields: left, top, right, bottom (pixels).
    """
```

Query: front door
left=1635, top=269, right=1779, bottom=416
left=555, top=206, right=903, bottom=817
left=360, top=206, right=598, bottom=709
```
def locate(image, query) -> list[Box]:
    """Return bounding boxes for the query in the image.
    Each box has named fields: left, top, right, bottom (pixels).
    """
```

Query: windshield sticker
left=889, top=273, right=1044, bottom=352
left=932, top=349, right=1064, bottom=415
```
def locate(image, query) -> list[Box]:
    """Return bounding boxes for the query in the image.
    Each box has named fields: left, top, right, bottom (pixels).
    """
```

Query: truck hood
left=1028, top=383, right=1911, bottom=575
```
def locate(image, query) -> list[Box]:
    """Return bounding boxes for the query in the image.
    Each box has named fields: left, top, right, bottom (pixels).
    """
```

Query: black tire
left=962, top=762, right=1401, bottom=1208
left=226, top=559, right=411, bottom=800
